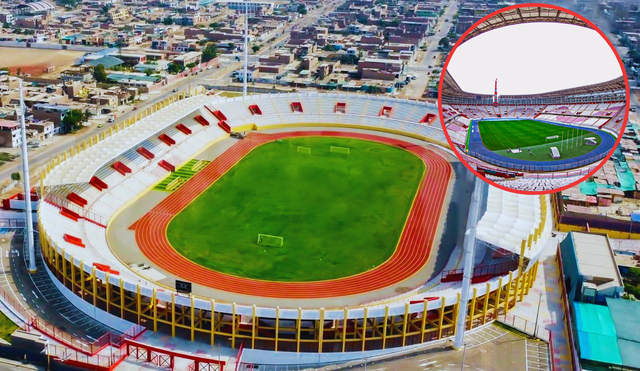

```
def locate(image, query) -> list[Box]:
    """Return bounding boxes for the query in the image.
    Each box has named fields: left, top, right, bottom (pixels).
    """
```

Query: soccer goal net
left=330, top=146, right=350, bottom=154
left=297, top=146, right=311, bottom=154
left=257, top=234, right=284, bottom=247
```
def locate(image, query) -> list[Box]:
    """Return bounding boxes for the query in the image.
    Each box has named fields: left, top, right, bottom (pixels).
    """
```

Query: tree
left=10, top=172, right=20, bottom=182
left=202, top=44, right=218, bottom=62
left=144, top=68, right=154, bottom=76
left=390, top=19, right=400, bottom=27
left=252, top=44, right=260, bottom=53
left=61, top=109, right=85, bottom=132
left=186, top=62, right=197, bottom=69
left=167, top=63, right=185, bottom=74
left=163, top=17, right=173, bottom=25
left=438, top=37, right=450, bottom=48
left=209, top=22, right=221, bottom=29
left=228, top=42, right=235, bottom=50
left=93, top=64, right=108, bottom=83
left=297, top=4, right=307, bottom=15
left=82, top=109, right=93, bottom=123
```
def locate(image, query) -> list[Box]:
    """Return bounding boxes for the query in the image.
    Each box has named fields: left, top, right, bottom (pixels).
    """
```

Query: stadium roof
left=16, top=1, right=55, bottom=12
left=462, top=6, right=590, bottom=43
left=86, top=56, right=124, bottom=69
left=572, top=298, right=640, bottom=369
left=571, top=231, right=623, bottom=291
left=573, top=301, right=622, bottom=366
left=45, top=95, right=212, bottom=186
left=441, top=71, right=625, bottom=100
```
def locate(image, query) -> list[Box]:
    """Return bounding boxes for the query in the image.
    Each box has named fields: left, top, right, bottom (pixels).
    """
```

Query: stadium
left=34, top=89, right=551, bottom=361
left=440, top=6, right=628, bottom=193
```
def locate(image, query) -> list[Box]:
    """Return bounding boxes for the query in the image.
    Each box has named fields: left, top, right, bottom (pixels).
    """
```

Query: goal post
left=330, top=146, right=350, bottom=154
left=297, top=146, right=311, bottom=154
left=257, top=234, right=284, bottom=247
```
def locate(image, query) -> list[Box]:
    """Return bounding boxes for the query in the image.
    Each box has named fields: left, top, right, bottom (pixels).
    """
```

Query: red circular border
left=131, top=131, right=453, bottom=299
left=437, top=3, right=630, bottom=195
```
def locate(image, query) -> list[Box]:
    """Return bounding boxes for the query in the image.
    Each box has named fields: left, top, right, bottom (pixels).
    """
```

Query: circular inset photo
left=439, top=4, right=629, bottom=194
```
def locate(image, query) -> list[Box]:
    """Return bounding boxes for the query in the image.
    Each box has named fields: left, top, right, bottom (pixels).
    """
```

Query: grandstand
left=441, top=74, right=625, bottom=192
left=36, top=89, right=552, bottom=356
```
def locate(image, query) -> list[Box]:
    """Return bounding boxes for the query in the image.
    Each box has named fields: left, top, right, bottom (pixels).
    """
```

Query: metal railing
left=496, top=313, right=550, bottom=342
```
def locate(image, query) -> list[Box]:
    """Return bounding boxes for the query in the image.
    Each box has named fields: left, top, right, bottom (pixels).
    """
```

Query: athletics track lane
left=132, top=131, right=453, bottom=299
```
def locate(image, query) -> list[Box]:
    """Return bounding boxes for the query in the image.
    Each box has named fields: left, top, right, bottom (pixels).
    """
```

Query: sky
left=446, top=22, right=623, bottom=96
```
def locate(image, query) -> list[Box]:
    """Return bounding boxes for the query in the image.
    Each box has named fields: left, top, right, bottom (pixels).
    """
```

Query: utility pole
left=243, top=0, right=249, bottom=98
left=19, top=80, right=36, bottom=273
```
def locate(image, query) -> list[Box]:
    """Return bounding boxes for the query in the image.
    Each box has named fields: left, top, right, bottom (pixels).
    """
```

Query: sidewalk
left=508, top=235, right=573, bottom=371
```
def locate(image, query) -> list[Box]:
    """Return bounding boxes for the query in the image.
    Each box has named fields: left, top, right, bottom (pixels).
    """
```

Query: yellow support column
left=341, top=307, right=347, bottom=352
left=360, top=307, right=367, bottom=351
left=275, top=307, right=280, bottom=352
left=513, top=240, right=526, bottom=306
left=231, top=302, right=237, bottom=349
left=210, top=299, right=216, bottom=345
left=318, top=308, right=325, bottom=353
left=402, top=303, right=409, bottom=347
left=468, top=288, right=477, bottom=330
left=171, top=293, right=176, bottom=337
left=453, top=293, right=461, bottom=336
left=105, top=272, right=110, bottom=312
left=61, top=249, right=66, bottom=285
left=382, top=305, right=389, bottom=349
left=137, top=284, right=142, bottom=325
left=494, top=277, right=503, bottom=319
left=420, top=299, right=428, bottom=343
left=481, top=283, right=491, bottom=324
left=80, top=261, right=85, bottom=299
left=296, top=307, right=302, bottom=353
left=191, top=296, right=195, bottom=342
left=119, top=278, right=124, bottom=318
left=70, top=256, right=75, bottom=291
left=437, top=296, right=446, bottom=339
left=504, top=272, right=514, bottom=314
left=91, top=266, right=97, bottom=307
left=153, top=289, right=158, bottom=332
left=251, top=305, right=256, bottom=349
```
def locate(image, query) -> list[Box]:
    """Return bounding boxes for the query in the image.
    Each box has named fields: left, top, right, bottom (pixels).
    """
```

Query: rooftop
left=572, top=231, right=623, bottom=290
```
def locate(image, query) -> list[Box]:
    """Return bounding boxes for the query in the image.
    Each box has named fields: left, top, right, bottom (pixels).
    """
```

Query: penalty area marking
left=257, top=234, right=284, bottom=247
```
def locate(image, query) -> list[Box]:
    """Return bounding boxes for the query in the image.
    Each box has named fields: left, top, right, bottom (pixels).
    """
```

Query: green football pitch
left=166, top=137, right=425, bottom=282
left=478, top=119, right=604, bottom=162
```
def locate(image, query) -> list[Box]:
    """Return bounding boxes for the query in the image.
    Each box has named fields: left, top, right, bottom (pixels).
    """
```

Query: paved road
left=404, top=0, right=460, bottom=99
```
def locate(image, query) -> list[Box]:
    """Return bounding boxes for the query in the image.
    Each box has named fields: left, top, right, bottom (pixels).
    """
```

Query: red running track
left=132, top=131, right=453, bottom=299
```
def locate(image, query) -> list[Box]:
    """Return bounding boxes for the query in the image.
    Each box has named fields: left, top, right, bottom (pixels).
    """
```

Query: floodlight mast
left=19, top=80, right=36, bottom=273
left=243, top=0, right=249, bottom=98
left=452, top=179, right=481, bottom=349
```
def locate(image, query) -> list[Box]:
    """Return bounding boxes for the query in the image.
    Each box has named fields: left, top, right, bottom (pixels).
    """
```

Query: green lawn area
left=167, top=137, right=424, bottom=281
left=479, top=119, right=603, bottom=162
left=0, top=311, right=18, bottom=342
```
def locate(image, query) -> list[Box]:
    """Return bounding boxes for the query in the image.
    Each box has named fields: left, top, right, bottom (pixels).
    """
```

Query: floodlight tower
left=243, top=0, right=250, bottom=98
left=19, top=80, right=36, bottom=273
left=493, top=78, right=498, bottom=107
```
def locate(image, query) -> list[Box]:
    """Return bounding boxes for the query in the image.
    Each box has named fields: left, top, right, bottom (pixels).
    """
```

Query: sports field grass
left=478, top=119, right=604, bottom=162
left=166, top=137, right=425, bottom=282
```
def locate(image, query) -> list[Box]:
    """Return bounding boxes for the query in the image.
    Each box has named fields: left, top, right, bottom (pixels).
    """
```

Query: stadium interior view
left=440, top=7, right=627, bottom=192
left=442, top=73, right=627, bottom=191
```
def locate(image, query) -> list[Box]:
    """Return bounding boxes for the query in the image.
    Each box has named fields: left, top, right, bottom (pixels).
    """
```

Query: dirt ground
left=0, top=47, right=84, bottom=77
